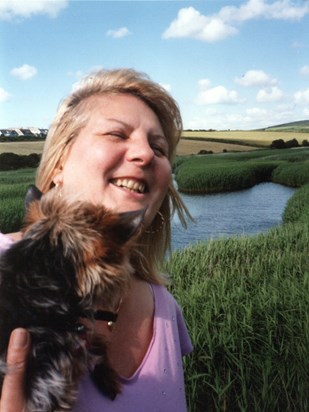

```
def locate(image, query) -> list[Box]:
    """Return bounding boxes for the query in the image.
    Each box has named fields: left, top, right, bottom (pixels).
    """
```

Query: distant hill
left=260, top=120, right=309, bottom=133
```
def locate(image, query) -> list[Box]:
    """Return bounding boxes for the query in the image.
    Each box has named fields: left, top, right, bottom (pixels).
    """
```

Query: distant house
left=1, top=129, right=19, bottom=137
left=39, top=128, right=48, bottom=137
left=20, top=128, right=34, bottom=136
left=0, top=127, right=48, bottom=139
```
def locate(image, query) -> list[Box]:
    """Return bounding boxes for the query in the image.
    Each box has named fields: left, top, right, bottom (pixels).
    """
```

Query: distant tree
left=302, top=139, right=309, bottom=147
left=0, top=152, right=40, bottom=170
left=198, top=149, right=213, bottom=155
left=285, top=138, right=299, bottom=148
left=270, top=139, right=286, bottom=149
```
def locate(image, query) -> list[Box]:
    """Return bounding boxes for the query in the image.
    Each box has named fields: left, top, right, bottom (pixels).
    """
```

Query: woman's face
left=55, top=93, right=171, bottom=226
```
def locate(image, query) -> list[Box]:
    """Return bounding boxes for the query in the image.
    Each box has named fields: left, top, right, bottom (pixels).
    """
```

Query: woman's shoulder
left=151, top=281, right=193, bottom=356
left=151, top=282, right=179, bottom=309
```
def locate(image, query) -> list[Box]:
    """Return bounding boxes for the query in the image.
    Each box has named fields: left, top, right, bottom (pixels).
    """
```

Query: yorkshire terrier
left=0, top=185, right=144, bottom=412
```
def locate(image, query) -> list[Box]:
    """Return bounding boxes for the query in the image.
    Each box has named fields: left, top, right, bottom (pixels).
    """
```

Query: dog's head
left=23, top=185, right=145, bottom=307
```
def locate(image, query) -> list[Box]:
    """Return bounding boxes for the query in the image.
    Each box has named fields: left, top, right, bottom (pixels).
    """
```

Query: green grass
left=169, top=151, right=309, bottom=410
left=0, top=169, right=35, bottom=232
left=174, top=148, right=309, bottom=193
left=166, top=185, right=309, bottom=411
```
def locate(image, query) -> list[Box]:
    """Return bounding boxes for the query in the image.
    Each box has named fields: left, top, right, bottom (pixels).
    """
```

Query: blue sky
left=1, top=0, right=309, bottom=130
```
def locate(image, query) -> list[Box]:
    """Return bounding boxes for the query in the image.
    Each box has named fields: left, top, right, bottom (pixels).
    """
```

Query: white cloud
left=235, top=70, right=277, bottom=87
left=221, top=0, right=309, bottom=22
left=67, top=70, right=84, bottom=78
left=162, top=7, right=237, bottom=42
left=198, top=79, right=212, bottom=89
left=163, top=1, right=309, bottom=42
left=256, top=86, right=284, bottom=102
left=10, top=64, right=38, bottom=80
left=300, top=65, right=309, bottom=76
left=196, top=80, right=244, bottom=105
left=304, top=108, right=309, bottom=116
left=160, top=83, right=172, bottom=93
left=106, top=27, right=131, bottom=39
left=0, top=0, right=68, bottom=20
left=0, top=87, right=11, bottom=102
left=294, top=88, right=309, bottom=104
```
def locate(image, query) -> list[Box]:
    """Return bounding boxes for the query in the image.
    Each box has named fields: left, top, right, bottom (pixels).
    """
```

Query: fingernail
left=11, top=328, right=29, bottom=348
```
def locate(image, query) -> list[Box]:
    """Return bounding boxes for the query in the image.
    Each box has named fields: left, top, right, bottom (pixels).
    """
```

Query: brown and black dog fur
left=0, top=185, right=144, bottom=411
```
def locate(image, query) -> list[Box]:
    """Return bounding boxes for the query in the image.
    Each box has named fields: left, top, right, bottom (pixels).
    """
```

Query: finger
left=0, top=328, right=30, bottom=412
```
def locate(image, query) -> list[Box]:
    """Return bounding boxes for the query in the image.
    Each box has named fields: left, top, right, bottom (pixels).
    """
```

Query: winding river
left=171, top=182, right=296, bottom=250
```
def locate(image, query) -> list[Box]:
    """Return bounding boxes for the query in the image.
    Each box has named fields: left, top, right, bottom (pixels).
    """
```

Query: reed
left=272, top=162, right=309, bottom=187
left=166, top=212, right=309, bottom=411
left=282, top=183, right=309, bottom=224
left=0, top=169, right=35, bottom=232
left=174, top=148, right=309, bottom=193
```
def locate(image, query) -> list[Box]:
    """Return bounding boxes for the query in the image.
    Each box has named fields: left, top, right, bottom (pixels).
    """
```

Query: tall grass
left=272, top=162, right=309, bottom=187
left=282, top=183, right=309, bottom=224
left=174, top=148, right=309, bottom=193
left=166, top=184, right=309, bottom=411
left=0, top=169, right=35, bottom=232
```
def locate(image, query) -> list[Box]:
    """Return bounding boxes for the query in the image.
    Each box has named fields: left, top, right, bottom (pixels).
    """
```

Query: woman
left=0, top=68, right=192, bottom=411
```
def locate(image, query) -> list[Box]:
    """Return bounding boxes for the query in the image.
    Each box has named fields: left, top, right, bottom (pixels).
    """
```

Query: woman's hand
left=0, top=329, right=30, bottom=412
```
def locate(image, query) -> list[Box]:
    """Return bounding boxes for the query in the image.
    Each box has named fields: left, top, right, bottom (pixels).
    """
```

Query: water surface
left=171, top=182, right=296, bottom=250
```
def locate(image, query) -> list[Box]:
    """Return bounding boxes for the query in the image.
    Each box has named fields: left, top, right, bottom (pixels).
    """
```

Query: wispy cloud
left=160, top=83, right=172, bottom=93
left=106, top=27, right=131, bottom=39
left=256, top=86, right=285, bottom=102
left=163, top=0, right=309, bottom=42
left=0, top=87, right=11, bottom=103
left=10, top=64, right=38, bottom=80
left=196, top=79, right=244, bottom=105
left=300, top=65, right=309, bottom=76
left=235, top=70, right=277, bottom=87
left=294, top=88, right=309, bottom=104
left=0, top=0, right=68, bottom=21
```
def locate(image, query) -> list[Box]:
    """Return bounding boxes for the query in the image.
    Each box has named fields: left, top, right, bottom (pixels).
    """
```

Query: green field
left=174, top=147, right=309, bottom=194
left=181, top=130, right=309, bottom=147
left=0, top=141, right=44, bottom=155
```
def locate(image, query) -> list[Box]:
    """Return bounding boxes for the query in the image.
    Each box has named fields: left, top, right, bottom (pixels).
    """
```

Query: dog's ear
left=117, top=208, right=146, bottom=243
left=24, top=184, right=43, bottom=210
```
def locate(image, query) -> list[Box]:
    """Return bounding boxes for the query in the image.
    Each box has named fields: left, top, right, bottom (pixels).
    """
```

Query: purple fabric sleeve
left=73, top=284, right=193, bottom=412
left=0, top=232, right=13, bottom=252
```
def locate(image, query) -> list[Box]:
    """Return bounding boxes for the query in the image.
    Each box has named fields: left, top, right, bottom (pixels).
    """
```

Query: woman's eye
left=109, top=131, right=126, bottom=139
left=152, top=145, right=167, bottom=156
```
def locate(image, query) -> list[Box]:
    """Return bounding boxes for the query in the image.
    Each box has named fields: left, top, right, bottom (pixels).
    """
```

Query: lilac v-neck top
left=73, top=284, right=193, bottom=411
left=0, top=233, right=193, bottom=411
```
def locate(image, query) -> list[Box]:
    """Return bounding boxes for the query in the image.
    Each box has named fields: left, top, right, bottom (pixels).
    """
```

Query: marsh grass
left=174, top=148, right=309, bottom=193
left=166, top=190, right=309, bottom=410
left=0, top=169, right=35, bottom=232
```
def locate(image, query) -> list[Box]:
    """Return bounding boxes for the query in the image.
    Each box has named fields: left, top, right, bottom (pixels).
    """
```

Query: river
left=171, top=182, right=296, bottom=250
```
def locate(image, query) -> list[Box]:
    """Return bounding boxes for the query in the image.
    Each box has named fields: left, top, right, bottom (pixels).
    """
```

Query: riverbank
left=174, top=147, right=309, bottom=194
left=166, top=182, right=309, bottom=411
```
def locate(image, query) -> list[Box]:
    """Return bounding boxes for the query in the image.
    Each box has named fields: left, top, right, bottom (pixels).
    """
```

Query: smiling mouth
left=111, top=178, right=147, bottom=194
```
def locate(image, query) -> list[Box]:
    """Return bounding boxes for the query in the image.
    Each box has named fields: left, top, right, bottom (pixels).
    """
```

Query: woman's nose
left=126, top=136, right=154, bottom=165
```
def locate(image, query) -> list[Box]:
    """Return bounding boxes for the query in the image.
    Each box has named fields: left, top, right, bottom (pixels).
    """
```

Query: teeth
left=112, top=178, right=146, bottom=193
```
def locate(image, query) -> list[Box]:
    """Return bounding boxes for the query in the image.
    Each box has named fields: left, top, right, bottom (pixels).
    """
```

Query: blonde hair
left=36, top=68, right=190, bottom=284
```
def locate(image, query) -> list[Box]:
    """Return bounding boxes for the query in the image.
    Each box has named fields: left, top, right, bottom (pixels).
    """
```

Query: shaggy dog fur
left=0, top=186, right=144, bottom=411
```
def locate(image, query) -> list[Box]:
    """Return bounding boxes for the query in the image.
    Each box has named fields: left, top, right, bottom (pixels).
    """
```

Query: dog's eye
left=74, top=323, right=86, bottom=334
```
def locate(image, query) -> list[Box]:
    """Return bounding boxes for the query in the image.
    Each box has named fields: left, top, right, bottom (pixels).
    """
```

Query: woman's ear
left=52, top=167, right=63, bottom=186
